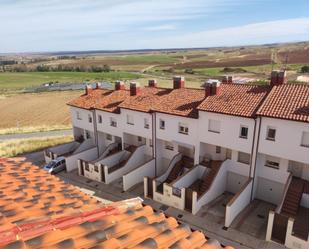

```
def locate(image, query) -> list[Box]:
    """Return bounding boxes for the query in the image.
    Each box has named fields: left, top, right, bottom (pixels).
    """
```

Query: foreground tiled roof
left=67, top=89, right=130, bottom=113
left=257, top=84, right=309, bottom=122
left=198, top=84, right=271, bottom=118
left=0, top=158, right=232, bottom=249
left=151, top=88, right=205, bottom=118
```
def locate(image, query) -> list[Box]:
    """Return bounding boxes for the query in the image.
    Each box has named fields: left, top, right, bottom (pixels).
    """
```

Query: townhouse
left=45, top=71, right=309, bottom=249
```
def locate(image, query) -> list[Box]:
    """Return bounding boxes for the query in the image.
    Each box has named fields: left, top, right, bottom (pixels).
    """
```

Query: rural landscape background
left=1, top=41, right=309, bottom=156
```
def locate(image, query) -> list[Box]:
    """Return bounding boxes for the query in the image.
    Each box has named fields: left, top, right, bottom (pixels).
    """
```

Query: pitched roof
left=198, top=84, right=271, bottom=118
left=119, top=87, right=172, bottom=113
left=0, top=157, right=233, bottom=249
left=151, top=88, right=205, bottom=118
left=257, top=84, right=309, bottom=122
left=68, top=87, right=206, bottom=118
left=67, top=89, right=130, bottom=113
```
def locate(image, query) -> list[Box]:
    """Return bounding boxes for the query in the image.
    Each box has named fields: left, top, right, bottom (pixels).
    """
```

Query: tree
left=300, top=65, right=309, bottom=73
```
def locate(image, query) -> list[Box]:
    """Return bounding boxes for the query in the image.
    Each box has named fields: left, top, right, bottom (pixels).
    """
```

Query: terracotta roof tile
left=151, top=88, right=205, bottom=118
left=67, top=89, right=130, bottom=113
left=198, top=84, right=271, bottom=118
left=257, top=84, right=309, bottom=122
left=0, top=158, right=232, bottom=249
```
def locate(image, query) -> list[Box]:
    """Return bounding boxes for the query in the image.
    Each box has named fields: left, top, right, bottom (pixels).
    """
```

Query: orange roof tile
left=198, top=84, right=271, bottom=118
left=0, top=157, right=232, bottom=249
left=257, top=84, right=309, bottom=122
left=67, top=89, right=130, bottom=113
left=151, top=88, right=205, bottom=118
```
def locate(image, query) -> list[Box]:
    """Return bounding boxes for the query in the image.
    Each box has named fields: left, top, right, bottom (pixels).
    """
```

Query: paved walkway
left=0, top=129, right=72, bottom=141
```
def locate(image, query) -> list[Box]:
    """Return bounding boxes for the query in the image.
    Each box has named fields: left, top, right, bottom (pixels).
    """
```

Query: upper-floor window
left=266, top=126, right=276, bottom=141
left=127, top=115, right=134, bottom=125
left=88, top=114, right=92, bottom=123
left=165, top=141, right=174, bottom=151
left=239, top=126, right=248, bottom=139
left=216, top=146, right=221, bottom=154
left=238, top=152, right=250, bottom=165
left=98, top=115, right=102, bottom=124
left=208, top=119, right=220, bottom=133
left=178, top=123, right=189, bottom=135
left=265, top=156, right=280, bottom=170
left=106, top=134, right=112, bottom=141
left=110, top=117, right=117, bottom=127
left=159, top=119, right=165, bottom=130
left=76, top=111, right=82, bottom=120
left=301, top=131, right=309, bottom=148
left=144, top=118, right=149, bottom=129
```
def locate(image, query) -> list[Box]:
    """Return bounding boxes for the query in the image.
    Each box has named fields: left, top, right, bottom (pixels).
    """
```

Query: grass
left=0, top=125, right=71, bottom=135
left=118, top=54, right=179, bottom=64
left=0, top=135, right=73, bottom=157
left=0, top=71, right=141, bottom=91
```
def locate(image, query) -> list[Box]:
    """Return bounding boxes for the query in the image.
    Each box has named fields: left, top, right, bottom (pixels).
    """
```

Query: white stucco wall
left=259, top=117, right=309, bottom=165
left=198, top=111, right=255, bottom=154
left=96, top=110, right=123, bottom=138
left=70, top=106, right=94, bottom=132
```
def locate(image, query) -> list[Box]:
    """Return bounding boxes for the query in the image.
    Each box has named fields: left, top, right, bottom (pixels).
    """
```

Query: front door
left=288, top=161, right=303, bottom=178
left=185, top=188, right=193, bottom=212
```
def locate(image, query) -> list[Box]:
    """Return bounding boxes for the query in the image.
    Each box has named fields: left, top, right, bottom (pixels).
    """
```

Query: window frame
left=144, top=118, right=149, bottom=129
left=98, top=115, right=102, bottom=124
left=126, top=114, right=134, bottom=125
left=106, top=134, right=112, bottom=141
left=208, top=119, right=220, bottom=134
left=76, top=111, right=82, bottom=120
left=110, top=117, right=117, bottom=127
left=239, top=126, right=248, bottom=139
left=301, top=131, right=309, bottom=148
left=216, top=146, right=221, bottom=154
left=178, top=123, right=189, bottom=135
left=159, top=119, right=165, bottom=130
left=237, top=152, right=251, bottom=165
left=266, top=126, right=276, bottom=141
left=165, top=141, right=174, bottom=151
left=94, top=165, right=99, bottom=173
left=88, top=114, right=92, bottom=123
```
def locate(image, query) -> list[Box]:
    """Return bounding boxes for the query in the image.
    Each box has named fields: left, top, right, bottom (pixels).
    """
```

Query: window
left=216, top=146, right=221, bottom=154
left=144, top=118, right=149, bottom=129
left=98, top=115, right=102, bottom=124
left=266, top=127, right=276, bottom=141
left=239, top=126, right=248, bottom=139
left=88, top=114, right=92, bottom=123
left=94, top=165, right=99, bottom=172
left=165, top=141, right=174, bottom=151
left=106, top=134, right=112, bottom=141
left=301, top=131, right=309, bottom=147
left=178, top=123, right=189, bottom=135
left=159, top=119, right=165, bottom=130
left=208, top=119, right=220, bottom=133
left=85, top=164, right=89, bottom=171
left=149, top=139, right=153, bottom=147
left=85, top=131, right=90, bottom=139
left=127, top=115, right=134, bottom=125
left=110, top=117, right=117, bottom=127
left=137, top=136, right=142, bottom=142
left=265, top=156, right=280, bottom=170
left=238, top=152, right=250, bottom=164
left=76, top=111, right=82, bottom=120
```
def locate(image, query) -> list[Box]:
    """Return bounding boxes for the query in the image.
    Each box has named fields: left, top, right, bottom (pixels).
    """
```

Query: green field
left=118, top=54, right=180, bottom=64
left=0, top=71, right=141, bottom=91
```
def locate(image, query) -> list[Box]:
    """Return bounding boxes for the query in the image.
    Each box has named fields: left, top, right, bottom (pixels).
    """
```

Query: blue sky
left=1, top=0, right=309, bottom=53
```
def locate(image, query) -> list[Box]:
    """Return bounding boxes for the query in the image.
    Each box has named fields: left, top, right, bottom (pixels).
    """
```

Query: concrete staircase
left=166, top=156, right=194, bottom=184
left=198, top=160, right=222, bottom=196
left=281, top=177, right=305, bottom=216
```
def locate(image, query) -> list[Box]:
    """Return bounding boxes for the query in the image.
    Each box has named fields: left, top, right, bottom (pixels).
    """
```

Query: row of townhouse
left=45, top=72, right=309, bottom=249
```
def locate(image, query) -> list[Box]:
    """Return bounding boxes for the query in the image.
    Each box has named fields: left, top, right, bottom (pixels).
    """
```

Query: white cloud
left=144, top=25, right=177, bottom=31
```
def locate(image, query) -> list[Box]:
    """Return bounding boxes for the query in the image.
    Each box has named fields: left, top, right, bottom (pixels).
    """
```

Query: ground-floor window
left=238, top=152, right=250, bottom=164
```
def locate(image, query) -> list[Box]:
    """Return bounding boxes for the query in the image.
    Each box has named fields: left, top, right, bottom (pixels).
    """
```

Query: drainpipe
left=249, top=118, right=257, bottom=178
left=92, top=109, right=99, bottom=158
left=152, top=112, right=157, bottom=177
left=250, top=117, right=262, bottom=200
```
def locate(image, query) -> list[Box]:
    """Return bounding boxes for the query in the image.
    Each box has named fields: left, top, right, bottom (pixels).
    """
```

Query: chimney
left=173, top=76, right=185, bottom=89
left=115, top=81, right=125, bottom=90
left=148, top=79, right=157, bottom=88
left=222, top=76, right=228, bottom=84
left=228, top=76, right=233, bottom=84
left=85, top=84, right=93, bottom=95
left=204, top=81, right=221, bottom=97
left=205, top=83, right=212, bottom=97
left=211, top=82, right=221, bottom=95
left=130, top=82, right=141, bottom=96
left=270, top=70, right=287, bottom=87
